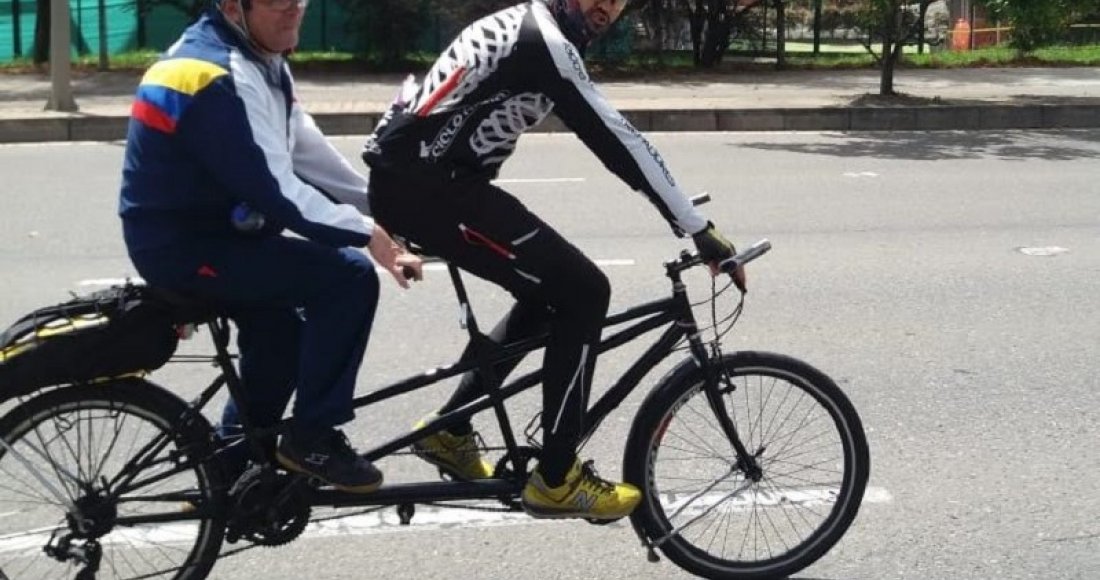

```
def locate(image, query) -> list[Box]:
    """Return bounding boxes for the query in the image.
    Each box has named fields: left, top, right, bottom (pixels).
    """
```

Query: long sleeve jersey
left=361, top=1, right=707, bottom=236
left=119, top=10, right=373, bottom=253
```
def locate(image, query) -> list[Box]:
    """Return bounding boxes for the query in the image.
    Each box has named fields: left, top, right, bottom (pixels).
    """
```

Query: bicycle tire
left=624, top=351, right=869, bottom=580
left=0, top=378, right=226, bottom=580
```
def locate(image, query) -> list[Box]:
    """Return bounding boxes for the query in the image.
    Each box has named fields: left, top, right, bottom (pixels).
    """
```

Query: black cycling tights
left=370, top=170, right=609, bottom=486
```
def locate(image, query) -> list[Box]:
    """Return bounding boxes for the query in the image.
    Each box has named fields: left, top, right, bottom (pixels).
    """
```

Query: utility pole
left=98, top=0, right=109, bottom=70
left=45, top=0, right=78, bottom=112
left=12, top=0, right=22, bottom=57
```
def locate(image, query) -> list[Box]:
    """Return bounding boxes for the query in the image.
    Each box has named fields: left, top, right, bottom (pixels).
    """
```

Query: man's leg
left=371, top=173, right=613, bottom=482
left=130, top=236, right=382, bottom=492
left=217, top=307, right=301, bottom=475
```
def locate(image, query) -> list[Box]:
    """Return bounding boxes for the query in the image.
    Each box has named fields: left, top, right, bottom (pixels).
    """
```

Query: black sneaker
left=275, top=428, right=383, bottom=493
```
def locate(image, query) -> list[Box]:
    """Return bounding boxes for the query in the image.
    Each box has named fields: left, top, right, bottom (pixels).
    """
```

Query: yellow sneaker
left=410, top=415, right=494, bottom=481
left=521, top=459, right=641, bottom=520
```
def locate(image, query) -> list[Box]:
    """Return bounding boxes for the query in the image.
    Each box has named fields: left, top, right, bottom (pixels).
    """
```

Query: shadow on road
left=732, top=129, right=1100, bottom=162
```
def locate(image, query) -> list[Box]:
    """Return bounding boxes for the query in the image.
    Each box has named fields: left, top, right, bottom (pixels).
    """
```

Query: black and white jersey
left=362, top=1, right=706, bottom=236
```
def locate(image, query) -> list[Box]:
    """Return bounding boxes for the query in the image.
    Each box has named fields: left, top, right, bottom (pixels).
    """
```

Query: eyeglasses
left=253, top=0, right=309, bottom=11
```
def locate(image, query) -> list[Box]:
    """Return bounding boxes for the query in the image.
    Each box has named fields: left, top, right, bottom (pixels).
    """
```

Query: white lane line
left=78, top=277, right=144, bottom=287
left=0, top=487, right=891, bottom=552
left=299, top=485, right=893, bottom=539
left=842, top=171, right=879, bottom=178
left=419, top=258, right=634, bottom=272
left=492, top=177, right=586, bottom=184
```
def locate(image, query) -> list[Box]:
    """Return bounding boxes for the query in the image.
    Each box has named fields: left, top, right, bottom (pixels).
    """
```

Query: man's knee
left=555, top=262, right=609, bottom=319
left=339, top=248, right=380, bottom=296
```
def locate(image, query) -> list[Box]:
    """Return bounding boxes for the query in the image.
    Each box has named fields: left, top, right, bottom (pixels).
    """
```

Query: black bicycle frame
left=131, top=251, right=746, bottom=511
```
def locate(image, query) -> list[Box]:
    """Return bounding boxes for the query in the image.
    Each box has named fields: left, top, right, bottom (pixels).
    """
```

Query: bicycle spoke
left=0, top=384, right=224, bottom=580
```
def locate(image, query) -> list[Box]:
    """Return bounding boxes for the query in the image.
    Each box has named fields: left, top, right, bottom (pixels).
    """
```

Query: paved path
left=1, top=67, right=1098, bottom=141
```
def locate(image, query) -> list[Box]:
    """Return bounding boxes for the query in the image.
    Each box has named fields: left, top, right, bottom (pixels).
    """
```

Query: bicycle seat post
left=446, top=263, right=482, bottom=337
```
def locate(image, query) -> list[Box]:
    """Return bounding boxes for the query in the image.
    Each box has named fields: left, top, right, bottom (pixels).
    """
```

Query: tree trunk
left=878, top=2, right=902, bottom=96
left=689, top=1, right=704, bottom=65
left=880, top=38, right=895, bottom=95
left=776, top=0, right=786, bottom=70
left=33, top=0, right=50, bottom=64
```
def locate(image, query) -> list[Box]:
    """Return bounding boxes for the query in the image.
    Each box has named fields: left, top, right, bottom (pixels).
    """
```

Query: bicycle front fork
left=700, top=347, right=763, bottom=481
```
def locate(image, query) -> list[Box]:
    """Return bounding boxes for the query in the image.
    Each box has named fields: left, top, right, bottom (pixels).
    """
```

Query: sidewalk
left=1, top=67, right=1098, bottom=143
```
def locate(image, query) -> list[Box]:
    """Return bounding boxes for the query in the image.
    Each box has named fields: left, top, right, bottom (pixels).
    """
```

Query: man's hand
left=367, top=225, right=423, bottom=289
left=692, top=222, right=747, bottom=292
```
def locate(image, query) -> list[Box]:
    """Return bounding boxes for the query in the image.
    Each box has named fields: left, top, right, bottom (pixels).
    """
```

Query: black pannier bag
left=0, top=284, right=180, bottom=400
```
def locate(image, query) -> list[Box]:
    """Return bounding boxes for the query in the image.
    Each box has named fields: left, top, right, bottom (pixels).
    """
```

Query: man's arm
left=176, top=67, right=372, bottom=248
left=291, top=105, right=373, bottom=215
left=530, top=8, right=706, bottom=236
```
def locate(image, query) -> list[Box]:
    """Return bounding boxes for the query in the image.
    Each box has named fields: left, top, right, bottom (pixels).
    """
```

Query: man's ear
left=220, top=0, right=243, bottom=22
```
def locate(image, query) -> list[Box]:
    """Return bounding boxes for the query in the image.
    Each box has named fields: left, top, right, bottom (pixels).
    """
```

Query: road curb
left=1, top=104, right=1098, bottom=143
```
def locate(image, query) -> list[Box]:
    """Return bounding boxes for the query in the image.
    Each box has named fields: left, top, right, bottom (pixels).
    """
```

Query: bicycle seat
left=142, top=286, right=225, bottom=324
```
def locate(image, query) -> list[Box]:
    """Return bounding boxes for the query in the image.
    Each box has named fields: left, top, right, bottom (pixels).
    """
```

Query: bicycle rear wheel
left=624, top=351, right=869, bottom=580
left=0, top=379, right=226, bottom=580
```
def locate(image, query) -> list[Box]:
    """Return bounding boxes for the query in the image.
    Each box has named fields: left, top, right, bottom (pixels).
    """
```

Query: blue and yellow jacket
left=119, top=9, right=373, bottom=253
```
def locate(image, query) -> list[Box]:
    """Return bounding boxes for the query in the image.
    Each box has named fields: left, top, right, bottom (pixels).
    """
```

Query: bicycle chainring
left=493, top=446, right=540, bottom=509
left=226, top=465, right=312, bottom=547
left=492, top=446, right=540, bottom=482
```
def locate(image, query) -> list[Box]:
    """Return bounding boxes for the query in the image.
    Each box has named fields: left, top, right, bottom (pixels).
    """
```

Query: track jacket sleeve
left=176, top=58, right=372, bottom=248
left=291, top=104, right=374, bottom=217
left=530, top=7, right=706, bottom=236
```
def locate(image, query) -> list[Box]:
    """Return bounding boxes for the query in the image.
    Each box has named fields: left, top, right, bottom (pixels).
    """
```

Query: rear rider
left=119, top=0, right=421, bottom=492
left=364, top=0, right=746, bottom=520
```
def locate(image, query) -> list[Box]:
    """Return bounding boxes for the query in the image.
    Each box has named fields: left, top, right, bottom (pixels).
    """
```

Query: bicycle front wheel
left=624, top=351, right=869, bottom=580
left=0, top=379, right=226, bottom=580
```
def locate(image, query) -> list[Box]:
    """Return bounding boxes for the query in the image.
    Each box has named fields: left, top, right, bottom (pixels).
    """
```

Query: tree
left=681, top=0, right=763, bottom=67
left=334, top=0, right=431, bottom=65
left=854, top=0, right=935, bottom=95
left=146, top=0, right=205, bottom=21
left=980, top=0, right=1100, bottom=53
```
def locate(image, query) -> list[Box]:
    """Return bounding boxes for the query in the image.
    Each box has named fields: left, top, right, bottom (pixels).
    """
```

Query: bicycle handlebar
left=719, top=238, right=772, bottom=273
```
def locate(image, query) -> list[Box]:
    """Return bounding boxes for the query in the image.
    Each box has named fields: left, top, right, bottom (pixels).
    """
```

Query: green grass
left=3, top=43, right=1100, bottom=74
left=0, top=49, right=161, bottom=72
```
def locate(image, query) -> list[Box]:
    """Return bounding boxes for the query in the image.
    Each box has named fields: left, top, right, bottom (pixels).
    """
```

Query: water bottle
left=230, top=203, right=266, bottom=232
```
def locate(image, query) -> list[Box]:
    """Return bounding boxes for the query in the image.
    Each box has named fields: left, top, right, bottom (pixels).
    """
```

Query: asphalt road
left=1, top=130, right=1098, bottom=579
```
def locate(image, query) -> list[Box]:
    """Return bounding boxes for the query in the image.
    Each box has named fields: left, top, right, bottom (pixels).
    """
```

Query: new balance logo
left=304, top=453, right=329, bottom=466
left=572, top=491, right=597, bottom=512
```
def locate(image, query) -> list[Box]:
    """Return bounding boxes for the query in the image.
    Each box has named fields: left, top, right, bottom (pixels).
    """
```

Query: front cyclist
left=364, top=0, right=746, bottom=520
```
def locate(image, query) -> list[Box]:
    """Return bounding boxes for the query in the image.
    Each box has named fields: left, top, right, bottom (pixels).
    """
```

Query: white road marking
left=1017, top=246, right=1069, bottom=256
left=843, top=171, right=879, bottom=178
left=0, top=487, right=890, bottom=553
left=78, top=277, right=144, bottom=287
left=492, top=177, right=586, bottom=184
left=419, top=258, right=634, bottom=272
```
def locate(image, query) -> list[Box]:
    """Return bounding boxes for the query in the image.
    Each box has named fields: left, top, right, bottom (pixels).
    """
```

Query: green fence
left=1, top=0, right=356, bottom=62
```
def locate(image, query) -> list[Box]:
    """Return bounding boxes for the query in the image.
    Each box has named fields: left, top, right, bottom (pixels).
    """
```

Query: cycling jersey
left=362, top=0, right=707, bottom=237
left=119, top=9, right=373, bottom=253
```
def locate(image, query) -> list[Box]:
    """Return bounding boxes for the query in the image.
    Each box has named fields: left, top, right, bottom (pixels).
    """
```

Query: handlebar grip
left=691, top=193, right=711, bottom=206
left=719, top=239, right=772, bottom=273
left=401, top=265, right=419, bottom=281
